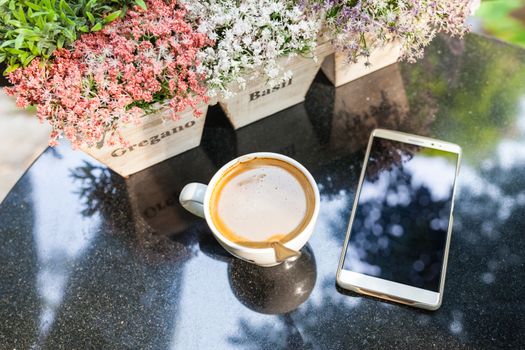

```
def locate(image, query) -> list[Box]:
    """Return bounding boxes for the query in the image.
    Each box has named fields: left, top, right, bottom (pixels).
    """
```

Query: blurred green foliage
left=475, top=0, right=525, bottom=47
left=402, top=34, right=525, bottom=163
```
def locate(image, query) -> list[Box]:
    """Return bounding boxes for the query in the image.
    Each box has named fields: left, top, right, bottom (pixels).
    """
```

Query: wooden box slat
left=321, top=41, right=401, bottom=87
left=82, top=103, right=208, bottom=177
left=219, top=41, right=333, bottom=129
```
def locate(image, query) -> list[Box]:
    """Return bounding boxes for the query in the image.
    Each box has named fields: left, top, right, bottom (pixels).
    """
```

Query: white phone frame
left=336, top=129, right=462, bottom=310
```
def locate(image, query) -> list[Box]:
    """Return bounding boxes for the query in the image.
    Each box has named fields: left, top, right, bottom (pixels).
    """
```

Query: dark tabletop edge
left=0, top=146, right=50, bottom=207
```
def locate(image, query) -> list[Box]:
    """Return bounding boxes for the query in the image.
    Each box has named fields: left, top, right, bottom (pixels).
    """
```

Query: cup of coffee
left=179, top=152, right=320, bottom=266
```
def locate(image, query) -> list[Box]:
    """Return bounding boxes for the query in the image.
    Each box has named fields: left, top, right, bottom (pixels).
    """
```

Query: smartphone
left=336, top=129, right=461, bottom=310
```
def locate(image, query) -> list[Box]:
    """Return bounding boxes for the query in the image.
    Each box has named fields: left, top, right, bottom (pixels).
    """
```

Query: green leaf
left=5, top=63, right=20, bottom=74
left=35, top=15, right=44, bottom=29
left=57, top=36, right=64, bottom=48
left=85, top=0, right=95, bottom=12
left=90, top=22, right=102, bottom=31
left=5, top=47, right=25, bottom=54
left=135, top=0, right=147, bottom=10
left=29, top=43, right=39, bottom=55
left=86, top=11, right=94, bottom=24
left=17, top=5, right=26, bottom=24
left=14, top=28, right=34, bottom=35
left=22, top=54, right=35, bottom=66
left=46, top=8, right=57, bottom=22
left=26, top=39, right=34, bottom=49
left=63, top=15, right=75, bottom=26
left=63, top=28, right=75, bottom=40
left=43, top=44, right=55, bottom=56
left=0, top=39, right=15, bottom=48
left=14, top=33, right=24, bottom=48
left=36, top=39, right=45, bottom=52
left=24, top=2, right=41, bottom=11
left=18, top=51, right=27, bottom=63
left=28, top=11, right=49, bottom=18
left=103, top=10, right=121, bottom=23
left=59, top=0, right=73, bottom=15
left=7, top=19, right=21, bottom=27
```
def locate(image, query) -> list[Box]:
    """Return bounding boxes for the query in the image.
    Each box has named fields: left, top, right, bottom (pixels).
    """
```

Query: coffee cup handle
left=179, top=183, right=207, bottom=218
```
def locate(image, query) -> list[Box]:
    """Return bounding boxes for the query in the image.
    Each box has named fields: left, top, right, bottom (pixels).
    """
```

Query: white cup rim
left=203, top=152, right=320, bottom=254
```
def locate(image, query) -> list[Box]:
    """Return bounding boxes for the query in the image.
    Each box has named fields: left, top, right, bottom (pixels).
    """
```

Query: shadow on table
left=70, top=143, right=219, bottom=262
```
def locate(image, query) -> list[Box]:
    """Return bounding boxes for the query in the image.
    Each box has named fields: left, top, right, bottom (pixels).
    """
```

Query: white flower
left=181, top=0, right=322, bottom=98
left=267, top=67, right=280, bottom=78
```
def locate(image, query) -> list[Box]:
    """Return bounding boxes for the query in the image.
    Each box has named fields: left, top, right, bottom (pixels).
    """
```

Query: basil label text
left=249, top=78, right=293, bottom=102
left=111, top=120, right=196, bottom=157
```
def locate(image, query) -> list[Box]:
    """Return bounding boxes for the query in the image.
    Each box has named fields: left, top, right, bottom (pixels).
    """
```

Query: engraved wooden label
left=82, top=103, right=208, bottom=177
left=219, top=40, right=333, bottom=129
left=248, top=78, right=293, bottom=102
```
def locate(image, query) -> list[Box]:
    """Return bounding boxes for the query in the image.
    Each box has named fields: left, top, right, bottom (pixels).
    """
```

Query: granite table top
left=1, top=34, right=524, bottom=349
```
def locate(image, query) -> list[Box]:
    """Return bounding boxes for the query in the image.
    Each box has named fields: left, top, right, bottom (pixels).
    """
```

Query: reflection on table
left=1, top=34, right=525, bottom=349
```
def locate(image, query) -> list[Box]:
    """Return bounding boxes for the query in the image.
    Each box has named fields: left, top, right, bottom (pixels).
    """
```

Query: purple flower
left=309, top=0, right=471, bottom=63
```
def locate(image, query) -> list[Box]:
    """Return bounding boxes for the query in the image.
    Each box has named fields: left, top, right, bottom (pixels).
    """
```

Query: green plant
left=475, top=0, right=525, bottom=48
left=0, top=0, right=146, bottom=74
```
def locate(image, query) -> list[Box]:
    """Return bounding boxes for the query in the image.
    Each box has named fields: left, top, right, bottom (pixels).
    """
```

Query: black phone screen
left=342, top=137, right=459, bottom=292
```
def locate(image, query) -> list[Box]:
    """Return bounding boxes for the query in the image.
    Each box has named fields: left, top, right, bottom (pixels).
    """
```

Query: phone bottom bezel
left=337, top=270, right=442, bottom=310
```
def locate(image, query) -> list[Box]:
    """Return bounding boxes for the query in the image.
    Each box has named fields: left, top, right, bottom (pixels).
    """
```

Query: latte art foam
left=210, top=158, right=315, bottom=247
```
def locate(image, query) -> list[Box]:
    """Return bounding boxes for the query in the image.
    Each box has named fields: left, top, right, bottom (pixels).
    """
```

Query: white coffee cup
left=179, top=152, right=320, bottom=267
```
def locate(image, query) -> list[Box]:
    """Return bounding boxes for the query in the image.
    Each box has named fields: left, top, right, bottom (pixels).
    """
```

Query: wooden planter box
left=82, top=103, right=208, bottom=177
left=321, top=41, right=401, bottom=87
left=218, top=41, right=333, bottom=129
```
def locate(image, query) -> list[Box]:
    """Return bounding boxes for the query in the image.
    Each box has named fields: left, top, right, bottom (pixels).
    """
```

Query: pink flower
left=5, top=0, right=212, bottom=148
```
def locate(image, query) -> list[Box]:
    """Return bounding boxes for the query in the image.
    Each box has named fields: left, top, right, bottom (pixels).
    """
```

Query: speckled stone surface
left=1, top=34, right=524, bottom=349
